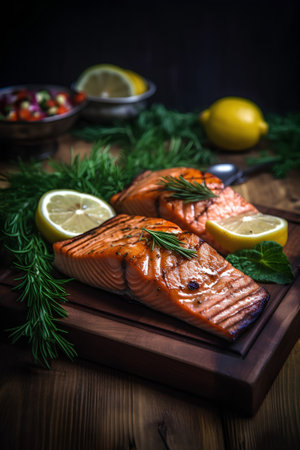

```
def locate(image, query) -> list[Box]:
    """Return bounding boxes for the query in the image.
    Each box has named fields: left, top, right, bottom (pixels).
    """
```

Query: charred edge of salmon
left=225, top=289, right=270, bottom=340
left=165, top=284, right=270, bottom=342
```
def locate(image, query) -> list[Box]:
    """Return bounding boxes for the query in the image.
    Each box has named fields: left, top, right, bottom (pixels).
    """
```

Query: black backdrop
left=1, top=0, right=299, bottom=115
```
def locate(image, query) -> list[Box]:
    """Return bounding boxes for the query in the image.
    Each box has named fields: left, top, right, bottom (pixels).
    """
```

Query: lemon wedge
left=75, top=64, right=147, bottom=98
left=35, top=189, right=116, bottom=243
left=205, top=212, right=288, bottom=253
left=125, top=69, right=148, bottom=95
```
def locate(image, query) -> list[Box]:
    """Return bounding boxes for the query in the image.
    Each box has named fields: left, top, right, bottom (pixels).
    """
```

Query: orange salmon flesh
left=110, top=167, right=258, bottom=253
left=53, top=214, right=269, bottom=341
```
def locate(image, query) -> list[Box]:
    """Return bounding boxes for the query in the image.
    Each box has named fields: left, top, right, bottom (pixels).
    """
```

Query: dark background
left=1, top=0, right=299, bottom=115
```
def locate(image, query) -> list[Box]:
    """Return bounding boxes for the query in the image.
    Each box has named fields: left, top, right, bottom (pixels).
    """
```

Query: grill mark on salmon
left=53, top=214, right=269, bottom=341
left=110, top=167, right=258, bottom=253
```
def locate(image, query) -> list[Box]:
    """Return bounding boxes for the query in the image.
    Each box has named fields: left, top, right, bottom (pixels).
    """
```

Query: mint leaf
left=226, top=241, right=294, bottom=284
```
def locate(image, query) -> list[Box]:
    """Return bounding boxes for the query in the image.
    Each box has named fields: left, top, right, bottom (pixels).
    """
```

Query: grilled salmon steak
left=110, top=167, right=258, bottom=253
left=53, top=214, right=269, bottom=340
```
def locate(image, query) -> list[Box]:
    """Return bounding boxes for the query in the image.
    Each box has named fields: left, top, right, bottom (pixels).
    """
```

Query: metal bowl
left=72, top=79, right=156, bottom=122
left=0, top=84, right=87, bottom=145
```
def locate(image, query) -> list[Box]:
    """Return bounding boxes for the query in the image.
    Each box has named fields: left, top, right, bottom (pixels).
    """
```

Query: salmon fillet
left=53, top=214, right=269, bottom=341
left=110, top=167, right=258, bottom=253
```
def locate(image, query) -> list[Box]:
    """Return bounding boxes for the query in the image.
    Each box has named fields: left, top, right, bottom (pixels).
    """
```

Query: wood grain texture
left=1, top=247, right=299, bottom=416
left=213, top=148, right=300, bottom=215
left=1, top=136, right=300, bottom=449
left=1, top=204, right=299, bottom=415
left=222, top=340, right=300, bottom=450
left=0, top=336, right=299, bottom=450
left=0, top=339, right=226, bottom=450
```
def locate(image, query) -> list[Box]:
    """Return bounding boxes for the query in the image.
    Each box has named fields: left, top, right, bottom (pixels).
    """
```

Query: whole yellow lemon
left=199, top=97, right=268, bottom=151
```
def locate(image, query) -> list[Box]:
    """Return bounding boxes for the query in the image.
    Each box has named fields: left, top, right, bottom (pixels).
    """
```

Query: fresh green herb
left=0, top=171, right=76, bottom=367
left=0, top=144, right=126, bottom=367
left=159, top=175, right=218, bottom=202
left=48, top=145, right=124, bottom=202
left=7, top=235, right=76, bottom=368
left=226, top=241, right=294, bottom=284
left=121, top=137, right=213, bottom=187
left=74, top=104, right=205, bottom=146
left=73, top=104, right=215, bottom=170
left=141, top=228, right=197, bottom=259
left=247, top=113, right=300, bottom=178
left=1, top=105, right=297, bottom=366
left=1, top=136, right=210, bottom=366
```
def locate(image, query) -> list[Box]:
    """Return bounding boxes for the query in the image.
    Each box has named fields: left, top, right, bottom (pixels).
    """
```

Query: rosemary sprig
left=159, top=175, right=218, bottom=202
left=0, top=187, right=76, bottom=367
left=0, top=142, right=125, bottom=367
left=141, top=228, right=197, bottom=259
left=7, top=235, right=76, bottom=367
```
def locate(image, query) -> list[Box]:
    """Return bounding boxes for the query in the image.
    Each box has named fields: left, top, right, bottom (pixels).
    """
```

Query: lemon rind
left=205, top=215, right=288, bottom=252
left=208, top=221, right=286, bottom=239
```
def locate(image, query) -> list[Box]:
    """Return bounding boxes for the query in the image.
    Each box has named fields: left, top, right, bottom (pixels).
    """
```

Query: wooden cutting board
left=0, top=206, right=299, bottom=416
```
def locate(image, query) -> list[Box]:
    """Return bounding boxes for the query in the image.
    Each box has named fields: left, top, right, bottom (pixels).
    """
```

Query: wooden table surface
left=0, top=135, right=299, bottom=450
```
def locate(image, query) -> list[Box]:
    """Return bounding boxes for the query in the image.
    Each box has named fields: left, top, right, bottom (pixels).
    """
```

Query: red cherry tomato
left=73, top=92, right=86, bottom=104
left=18, top=109, right=31, bottom=120
left=46, top=99, right=56, bottom=108
left=57, top=105, right=70, bottom=115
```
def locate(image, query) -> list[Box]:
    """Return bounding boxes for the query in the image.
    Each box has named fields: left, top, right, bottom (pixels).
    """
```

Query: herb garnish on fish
left=141, top=228, right=197, bottom=259
left=1, top=107, right=297, bottom=368
left=159, top=175, right=218, bottom=203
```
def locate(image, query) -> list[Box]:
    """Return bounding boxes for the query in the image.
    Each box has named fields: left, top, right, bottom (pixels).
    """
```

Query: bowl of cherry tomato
left=0, top=84, right=87, bottom=145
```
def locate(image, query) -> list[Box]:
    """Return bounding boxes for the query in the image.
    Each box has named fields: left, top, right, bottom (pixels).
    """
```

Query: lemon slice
left=205, top=212, right=288, bottom=253
left=75, top=64, right=136, bottom=98
left=35, top=189, right=116, bottom=243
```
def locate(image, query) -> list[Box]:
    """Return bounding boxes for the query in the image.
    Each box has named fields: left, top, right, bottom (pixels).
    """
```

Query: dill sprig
left=141, top=228, right=197, bottom=259
left=159, top=175, right=218, bottom=202
left=73, top=104, right=205, bottom=146
left=121, top=137, right=214, bottom=188
left=247, top=113, right=300, bottom=177
left=73, top=104, right=215, bottom=170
